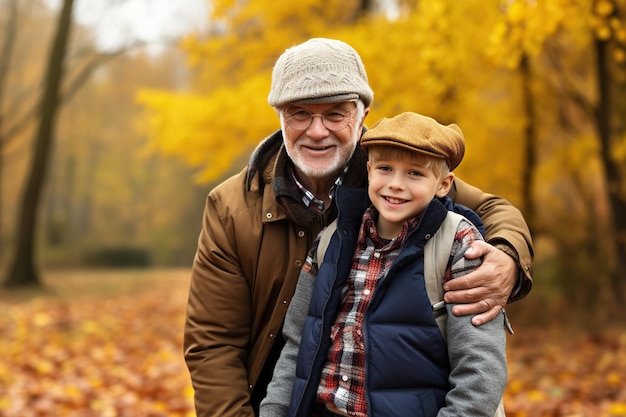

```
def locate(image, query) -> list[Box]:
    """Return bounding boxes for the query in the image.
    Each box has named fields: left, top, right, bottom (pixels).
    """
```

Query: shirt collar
left=289, top=164, right=348, bottom=211
left=361, top=207, right=420, bottom=248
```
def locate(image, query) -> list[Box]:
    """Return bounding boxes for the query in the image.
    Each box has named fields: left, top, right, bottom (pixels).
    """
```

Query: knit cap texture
left=268, top=38, right=374, bottom=108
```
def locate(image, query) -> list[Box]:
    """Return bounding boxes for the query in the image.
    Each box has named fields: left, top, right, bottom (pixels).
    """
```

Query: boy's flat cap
left=360, top=112, right=465, bottom=170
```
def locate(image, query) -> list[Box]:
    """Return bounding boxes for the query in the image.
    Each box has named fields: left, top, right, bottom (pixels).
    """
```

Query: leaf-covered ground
left=1, top=269, right=625, bottom=417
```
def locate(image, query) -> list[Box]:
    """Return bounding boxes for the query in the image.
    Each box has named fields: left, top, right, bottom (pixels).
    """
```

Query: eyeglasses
left=284, top=108, right=353, bottom=131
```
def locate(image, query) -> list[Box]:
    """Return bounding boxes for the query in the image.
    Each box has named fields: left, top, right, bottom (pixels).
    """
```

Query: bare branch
left=0, top=41, right=145, bottom=147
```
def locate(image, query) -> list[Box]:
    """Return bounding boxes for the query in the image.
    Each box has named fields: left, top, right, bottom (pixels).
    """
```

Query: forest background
left=2, top=0, right=626, bottom=416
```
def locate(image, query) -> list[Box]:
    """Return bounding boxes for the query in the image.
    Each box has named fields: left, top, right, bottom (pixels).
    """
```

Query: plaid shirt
left=314, top=207, right=481, bottom=416
left=289, top=164, right=347, bottom=212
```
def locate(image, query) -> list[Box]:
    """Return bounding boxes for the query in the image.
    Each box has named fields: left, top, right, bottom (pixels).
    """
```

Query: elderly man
left=183, top=38, right=533, bottom=417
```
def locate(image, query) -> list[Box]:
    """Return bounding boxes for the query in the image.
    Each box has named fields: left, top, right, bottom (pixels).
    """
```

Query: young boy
left=260, top=112, right=508, bottom=417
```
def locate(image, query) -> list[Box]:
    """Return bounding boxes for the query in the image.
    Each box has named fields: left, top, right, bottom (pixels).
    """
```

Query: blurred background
left=1, top=0, right=626, bottom=416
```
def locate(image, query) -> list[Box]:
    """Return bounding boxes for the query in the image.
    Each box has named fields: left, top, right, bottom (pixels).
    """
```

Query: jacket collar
left=245, top=130, right=283, bottom=192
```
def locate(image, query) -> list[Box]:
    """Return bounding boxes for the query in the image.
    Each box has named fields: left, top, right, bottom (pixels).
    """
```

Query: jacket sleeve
left=451, top=177, right=533, bottom=301
left=184, top=193, right=255, bottom=417
left=259, top=243, right=320, bottom=417
left=438, top=220, right=508, bottom=417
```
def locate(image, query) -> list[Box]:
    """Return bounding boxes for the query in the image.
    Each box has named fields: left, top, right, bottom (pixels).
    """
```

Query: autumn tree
left=0, top=0, right=107, bottom=271
left=0, top=2, right=56, bottom=270
left=488, top=0, right=626, bottom=303
left=593, top=0, right=626, bottom=300
left=0, top=0, right=18, bottom=253
left=1, top=0, right=215, bottom=281
left=4, top=0, right=75, bottom=287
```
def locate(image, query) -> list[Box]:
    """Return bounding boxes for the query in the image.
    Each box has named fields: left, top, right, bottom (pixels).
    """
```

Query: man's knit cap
left=268, top=38, right=374, bottom=108
left=360, top=112, right=465, bottom=171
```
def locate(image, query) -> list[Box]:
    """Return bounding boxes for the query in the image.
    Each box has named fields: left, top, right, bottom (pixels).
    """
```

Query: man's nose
left=306, top=114, right=330, bottom=137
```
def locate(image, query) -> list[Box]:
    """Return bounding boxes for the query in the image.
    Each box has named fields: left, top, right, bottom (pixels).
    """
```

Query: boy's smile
left=367, top=157, right=453, bottom=239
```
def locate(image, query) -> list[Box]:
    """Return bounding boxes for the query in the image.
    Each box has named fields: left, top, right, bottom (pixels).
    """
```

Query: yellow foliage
left=597, top=24, right=613, bottom=40
left=487, top=0, right=589, bottom=68
left=606, top=371, right=623, bottom=388
left=182, top=0, right=362, bottom=92
left=613, top=133, right=626, bottom=162
left=595, top=0, right=615, bottom=16
left=331, top=1, right=528, bottom=198
left=33, top=312, right=52, bottom=327
left=527, top=389, right=547, bottom=402
left=137, top=73, right=279, bottom=183
left=135, top=0, right=620, bottom=213
left=610, top=403, right=626, bottom=415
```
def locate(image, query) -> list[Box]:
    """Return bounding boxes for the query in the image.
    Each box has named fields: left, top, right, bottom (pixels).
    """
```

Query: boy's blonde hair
left=366, top=145, right=451, bottom=180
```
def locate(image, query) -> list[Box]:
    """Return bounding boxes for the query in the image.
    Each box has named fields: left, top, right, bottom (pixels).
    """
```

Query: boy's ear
left=436, top=172, right=455, bottom=198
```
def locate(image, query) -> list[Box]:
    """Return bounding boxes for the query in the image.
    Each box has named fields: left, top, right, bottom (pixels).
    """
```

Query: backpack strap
left=425, top=211, right=507, bottom=417
left=316, top=219, right=338, bottom=266
left=424, top=211, right=464, bottom=341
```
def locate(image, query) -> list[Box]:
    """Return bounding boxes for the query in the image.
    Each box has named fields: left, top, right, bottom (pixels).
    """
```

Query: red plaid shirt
left=314, top=207, right=480, bottom=416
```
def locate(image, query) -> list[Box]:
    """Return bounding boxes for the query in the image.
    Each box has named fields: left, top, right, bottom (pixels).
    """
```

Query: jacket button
left=298, top=230, right=305, bottom=238
left=295, top=260, right=302, bottom=267
left=269, top=333, right=276, bottom=339
left=266, top=212, right=273, bottom=219
left=425, top=234, right=431, bottom=240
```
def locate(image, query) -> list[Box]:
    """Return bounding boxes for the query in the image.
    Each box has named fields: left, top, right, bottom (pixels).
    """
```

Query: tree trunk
left=0, top=0, right=19, bottom=258
left=594, top=36, right=626, bottom=302
left=519, top=54, right=537, bottom=235
left=4, top=0, right=75, bottom=287
left=359, top=0, right=374, bottom=12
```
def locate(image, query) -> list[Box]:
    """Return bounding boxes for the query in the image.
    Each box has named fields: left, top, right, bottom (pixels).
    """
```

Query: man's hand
left=443, top=240, right=517, bottom=326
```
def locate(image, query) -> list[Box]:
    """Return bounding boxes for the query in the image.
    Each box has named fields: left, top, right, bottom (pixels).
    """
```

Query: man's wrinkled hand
left=443, top=240, right=517, bottom=326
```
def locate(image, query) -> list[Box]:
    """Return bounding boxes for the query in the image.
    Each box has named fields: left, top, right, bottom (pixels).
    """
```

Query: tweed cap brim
left=360, top=112, right=465, bottom=171
left=292, top=93, right=360, bottom=105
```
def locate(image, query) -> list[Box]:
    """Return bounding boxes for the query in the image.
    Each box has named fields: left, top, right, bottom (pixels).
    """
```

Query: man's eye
left=324, top=111, right=347, bottom=121
left=289, top=110, right=311, bottom=119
